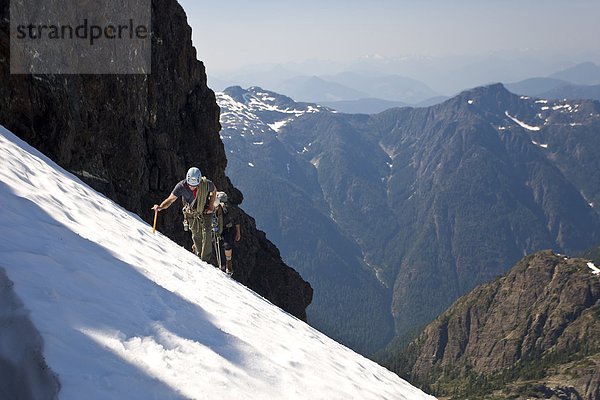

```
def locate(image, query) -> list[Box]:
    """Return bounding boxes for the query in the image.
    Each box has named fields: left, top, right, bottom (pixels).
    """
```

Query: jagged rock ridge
left=390, top=250, right=600, bottom=399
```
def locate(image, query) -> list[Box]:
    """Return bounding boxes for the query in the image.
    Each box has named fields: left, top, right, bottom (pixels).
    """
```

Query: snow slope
left=0, top=125, right=435, bottom=400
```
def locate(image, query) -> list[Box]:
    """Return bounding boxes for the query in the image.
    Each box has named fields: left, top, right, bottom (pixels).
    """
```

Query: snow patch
left=505, top=111, right=541, bottom=131
left=268, top=120, right=288, bottom=132
left=311, top=156, right=321, bottom=168
left=588, top=262, right=600, bottom=275
left=553, top=104, right=571, bottom=111
left=299, top=142, right=313, bottom=154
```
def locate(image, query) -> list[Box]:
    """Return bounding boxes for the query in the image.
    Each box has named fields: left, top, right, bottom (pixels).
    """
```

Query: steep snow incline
left=0, top=125, right=435, bottom=400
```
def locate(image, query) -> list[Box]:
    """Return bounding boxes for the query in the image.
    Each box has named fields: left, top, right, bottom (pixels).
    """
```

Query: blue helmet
left=186, top=167, right=202, bottom=186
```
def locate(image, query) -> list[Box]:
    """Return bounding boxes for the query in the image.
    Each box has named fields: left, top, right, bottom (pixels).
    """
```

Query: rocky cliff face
left=0, top=0, right=311, bottom=320
left=393, top=251, right=600, bottom=399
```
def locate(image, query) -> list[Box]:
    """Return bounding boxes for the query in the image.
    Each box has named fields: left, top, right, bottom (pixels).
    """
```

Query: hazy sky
left=178, top=0, right=600, bottom=76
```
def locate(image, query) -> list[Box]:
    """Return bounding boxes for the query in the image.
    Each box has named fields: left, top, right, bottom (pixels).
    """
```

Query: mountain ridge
left=217, top=83, right=600, bottom=354
left=217, top=86, right=395, bottom=355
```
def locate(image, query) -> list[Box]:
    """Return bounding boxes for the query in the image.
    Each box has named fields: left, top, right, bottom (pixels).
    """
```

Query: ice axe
left=152, top=208, right=158, bottom=234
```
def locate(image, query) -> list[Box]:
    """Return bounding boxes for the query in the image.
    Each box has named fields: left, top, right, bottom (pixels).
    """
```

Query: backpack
left=215, top=192, right=235, bottom=232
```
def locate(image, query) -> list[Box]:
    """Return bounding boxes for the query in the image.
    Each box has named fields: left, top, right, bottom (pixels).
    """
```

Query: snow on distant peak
left=588, top=262, right=600, bottom=275
left=505, top=111, right=541, bottom=131
left=0, top=125, right=435, bottom=399
left=217, top=92, right=271, bottom=135
left=535, top=99, right=588, bottom=126
left=268, top=120, right=289, bottom=133
left=216, top=87, right=326, bottom=138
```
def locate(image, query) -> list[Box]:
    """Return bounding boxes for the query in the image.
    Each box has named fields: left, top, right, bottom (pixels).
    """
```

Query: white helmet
left=186, top=167, right=202, bottom=186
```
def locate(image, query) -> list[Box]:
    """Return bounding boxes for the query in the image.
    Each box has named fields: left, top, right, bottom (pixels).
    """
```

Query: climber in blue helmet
left=153, top=167, right=217, bottom=263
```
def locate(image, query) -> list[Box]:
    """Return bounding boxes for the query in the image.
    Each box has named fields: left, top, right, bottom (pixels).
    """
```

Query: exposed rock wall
left=0, top=0, right=311, bottom=320
left=399, top=251, right=600, bottom=399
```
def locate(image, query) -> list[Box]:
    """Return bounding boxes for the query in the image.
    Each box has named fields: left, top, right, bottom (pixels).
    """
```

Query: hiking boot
left=226, top=259, right=233, bottom=275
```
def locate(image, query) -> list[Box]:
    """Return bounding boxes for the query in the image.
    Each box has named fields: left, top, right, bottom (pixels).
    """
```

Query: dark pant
left=221, top=228, right=235, bottom=251
left=189, top=214, right=213, bottom=262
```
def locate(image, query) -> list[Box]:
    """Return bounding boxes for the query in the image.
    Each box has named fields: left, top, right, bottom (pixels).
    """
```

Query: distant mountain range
left=212, top=62, right=600, bottom=115
left=273, top=75, right=368, bottom=102
left=539, top=83, right=600, bottom=102
left=211, top=70, right=438, bottom=103
left=507, top=79, right=600, bottom=103
left=270, top=71, right=440, bottom=108
left=506, top=62, right=600, bottom=101
left=217, top=84, right=600, bottom=356
left=319, top=71, right=439, bottom=103
left=550, top=61, right=600, bottom=85
left=318, top=98, right=408, bottom=114
left=211, top=54, right=600, bottom=95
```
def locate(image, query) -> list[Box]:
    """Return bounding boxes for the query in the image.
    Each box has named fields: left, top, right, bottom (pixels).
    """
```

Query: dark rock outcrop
left=392, top=250, right=600, bottom=399
left=0, top=0, right=311, bottom=320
